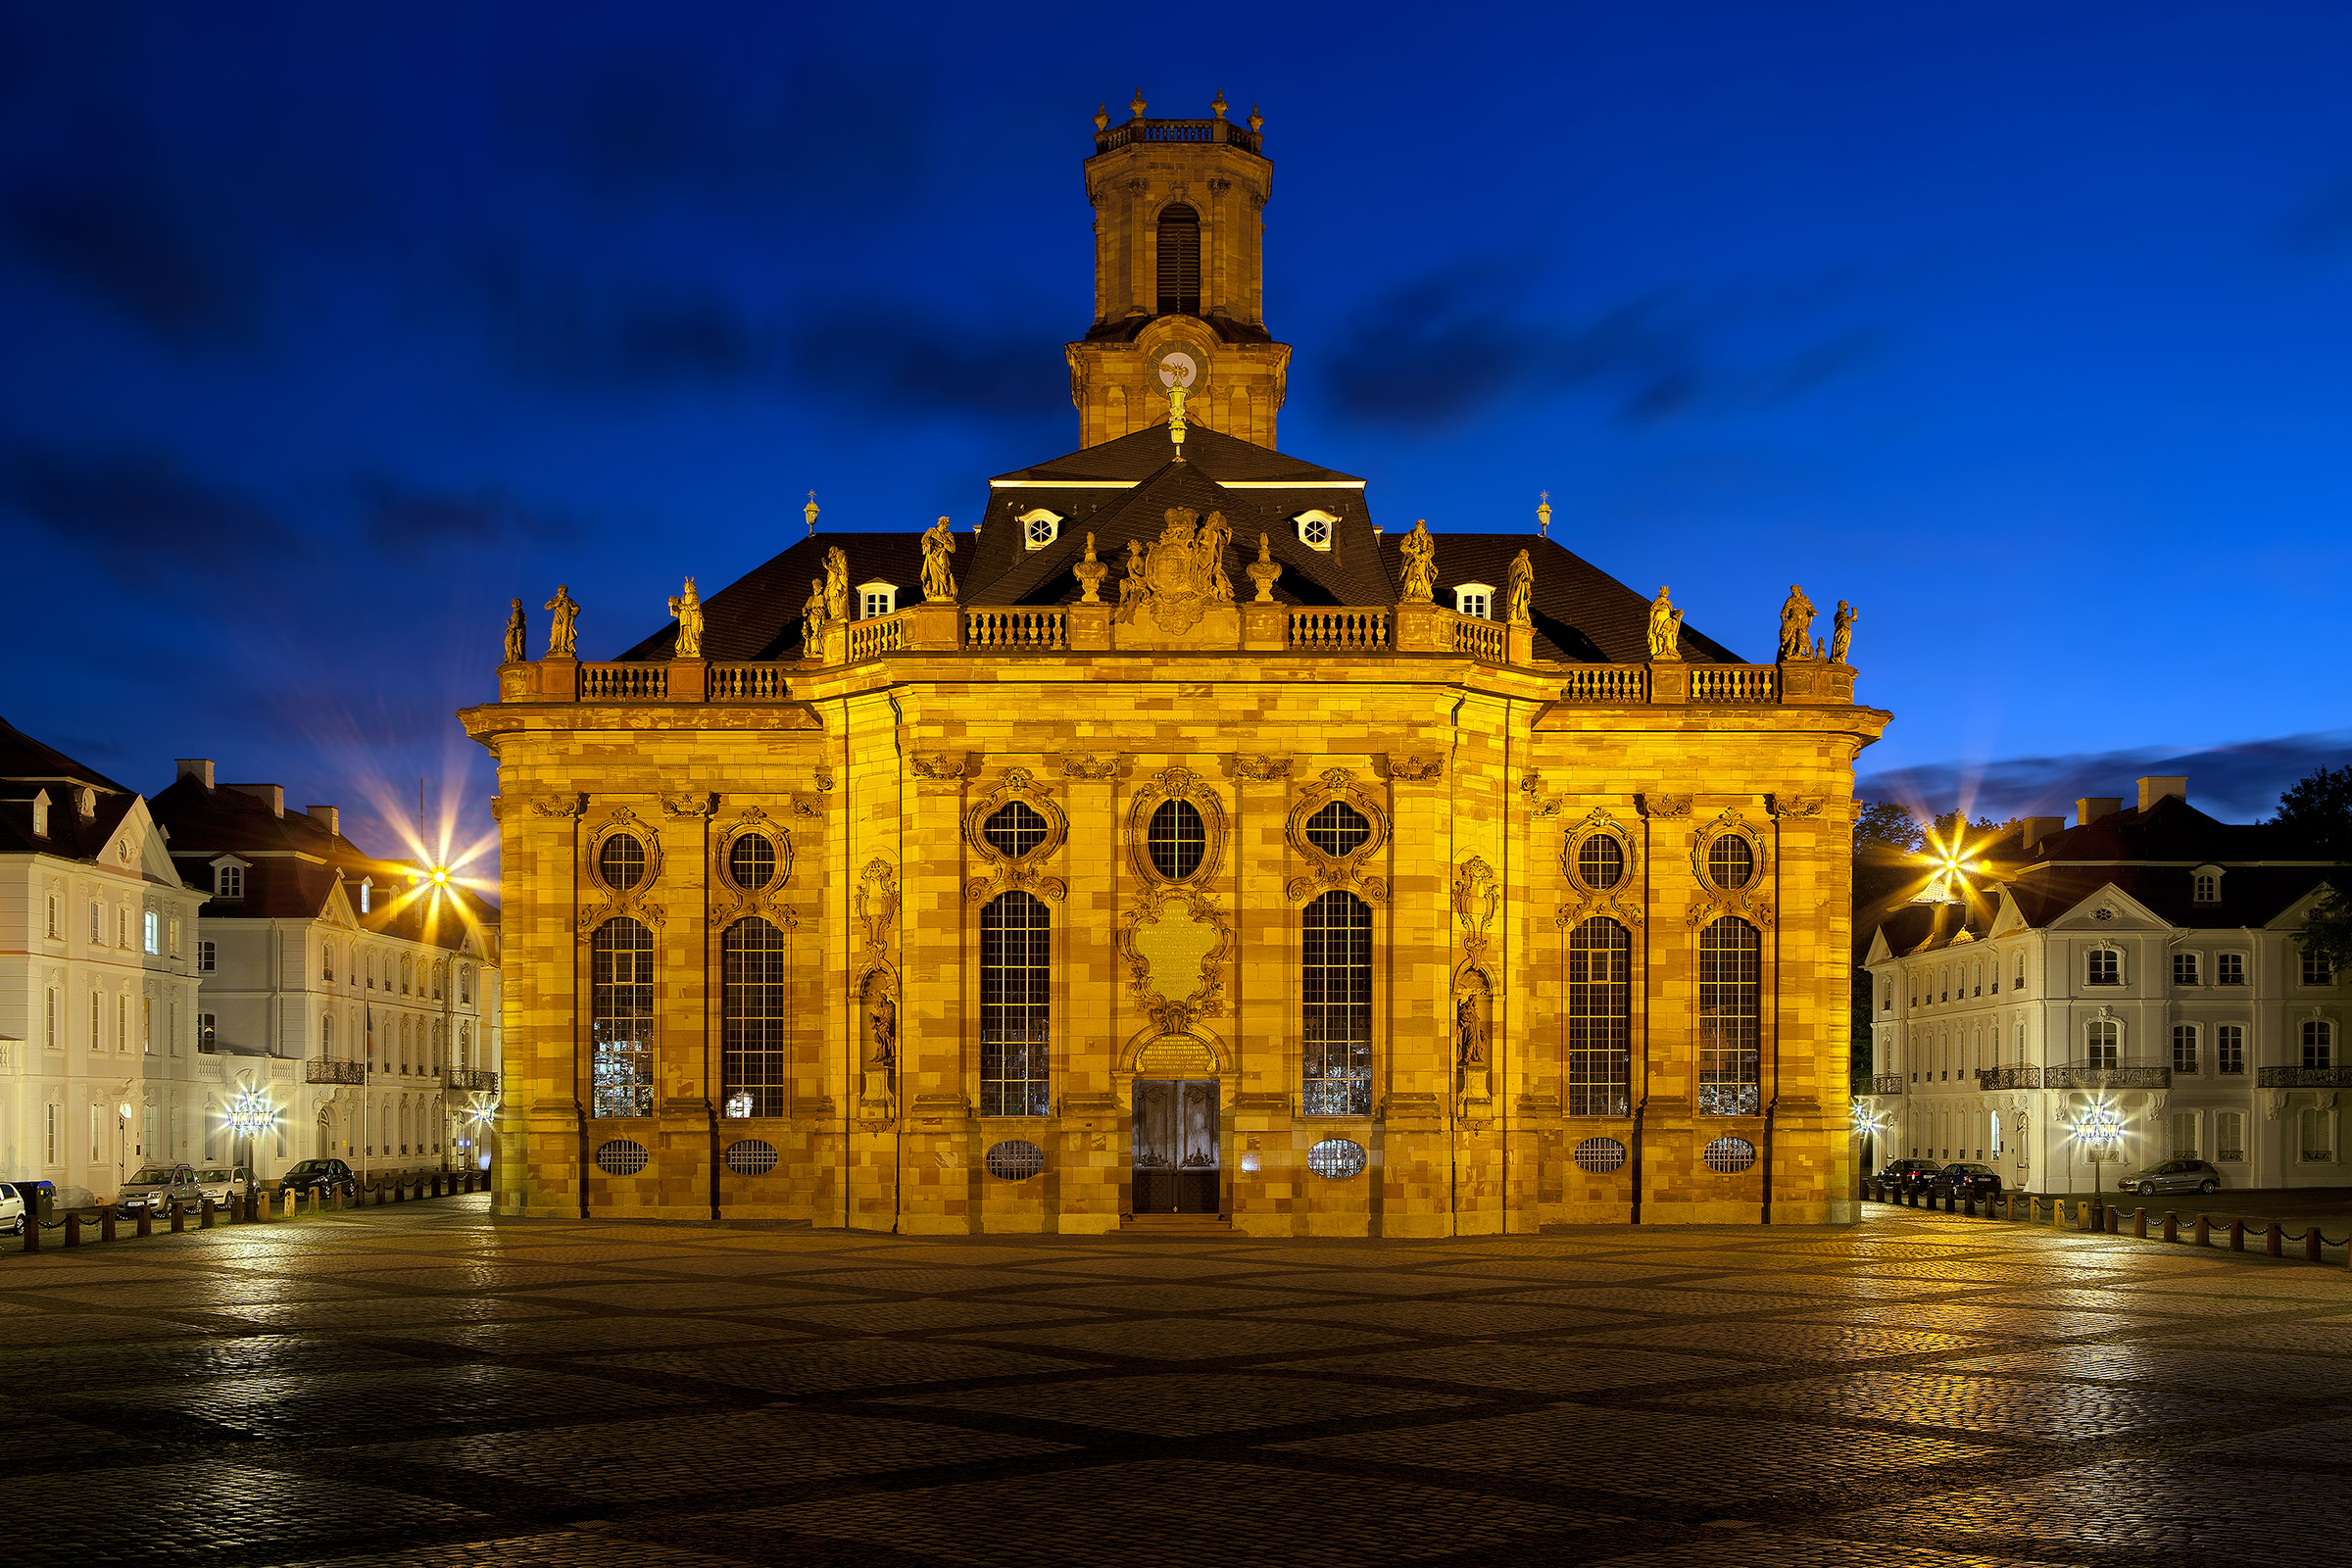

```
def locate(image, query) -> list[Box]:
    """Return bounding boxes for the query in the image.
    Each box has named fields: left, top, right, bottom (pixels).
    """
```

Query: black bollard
left=136, top=1206, right=152, bottom=1238
left=169, top=1202, right=184, bottom=1234
left=63, top=1213, right=79, bottom=1249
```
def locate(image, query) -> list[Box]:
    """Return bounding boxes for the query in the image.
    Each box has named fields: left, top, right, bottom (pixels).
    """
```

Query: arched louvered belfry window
left=1156, top=204, right=1200, bottom=316
left=1566, top=917, right=1632, bottom=1117
left=590, top=917, right=656, bottom=1118
left=980, top=892, right=1052, bottom=1117
left=1696, top=917, right=1762, bottom=1116
left=1301, top=891, right=1373, bottom=1115
left=721, top=917, right=788, bottom=1118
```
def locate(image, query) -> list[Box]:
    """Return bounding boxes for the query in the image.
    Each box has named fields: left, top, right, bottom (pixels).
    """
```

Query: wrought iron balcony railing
left=2257, top=1066, right=2352, bottom=1088
left=445, top=1068, right=500, bottom=1093
left=306, top=1058, right=368, bottom=1086
left=1866, top=1073, right=1904, bottom=1095
left=2044, top=1063, right=2170, bottom=1090
left=1976, top=1064, right=2042, bottom=1090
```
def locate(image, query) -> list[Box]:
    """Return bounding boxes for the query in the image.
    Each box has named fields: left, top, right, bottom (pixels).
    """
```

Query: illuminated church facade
left=463, top=98, right=1888, bottom=1233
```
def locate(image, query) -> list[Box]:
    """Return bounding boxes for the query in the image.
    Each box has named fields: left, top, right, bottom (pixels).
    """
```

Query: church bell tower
left=1065, top=91, right=1293, bottom=450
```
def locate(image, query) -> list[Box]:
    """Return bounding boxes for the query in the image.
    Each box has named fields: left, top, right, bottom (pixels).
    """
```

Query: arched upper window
left=460, top=967, right=473, bottom=1004
left=1147, top=799, right=1206, bottom=881
left=432, top=961, right=445, bottom=999
left=983, top=802, right=1050, bottom=860
left=979, top=893, right=1051, bottom=1117
left=400, top=956, right=413, bottom=995
left=2303, top=1019, right=2335, bottom=1069
left=1697, top=917, right=1761, bottom=1115
left=320, top=1013, right=333, bottom=1055
left=590, top=918, right=656, bottom=1118
left=1577, top=835, right=1626, bottom=891
left=1566, top=917, right=1632, bottom=1117
left=721, top=917, right=788, bottom=1119
left=1706, top=835, right=1755, bottom=890
left=1301, top=891, right=1373, bottom=1115
left=1155, top=203, right=1200, bottom=316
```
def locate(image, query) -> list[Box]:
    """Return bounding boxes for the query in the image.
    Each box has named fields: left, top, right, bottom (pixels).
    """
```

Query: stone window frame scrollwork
left=1128, top=766, right=1227, bottom=891
left=579, top=807, right=664, bottom=932
left=1283, top=767, right=1391, bottom=906
left=1687, top=807, right=1774, bottom=929
left=1558, top=808, right=1643, bottom=930
left=963, top=768, right=1070, bottom=906
left=710, top=805, right=794, bottom=933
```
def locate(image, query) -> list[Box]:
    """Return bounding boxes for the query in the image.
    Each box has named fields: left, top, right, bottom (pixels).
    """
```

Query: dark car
left=2118, top=1157, right=2221, bottom=1197
left=1932, top=1162, right=2004, bottom=1199
left=1877, top=1158, right=1942, bottom=1194
left=281, top=1158, right=355, bottom=1196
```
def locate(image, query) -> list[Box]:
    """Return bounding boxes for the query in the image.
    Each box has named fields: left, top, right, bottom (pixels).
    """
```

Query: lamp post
left=2076, top=1103, right=2123, bottom=1195
left=224, top=1086, right=277, bottom=1215
left=1850, top=1100, right=1890, bottom=1191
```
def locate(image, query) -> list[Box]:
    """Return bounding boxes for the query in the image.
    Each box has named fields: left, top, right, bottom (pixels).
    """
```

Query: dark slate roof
left=1376, top=533, right=1747, bottom=665
left=606, top=419, right=1737, bottom=665
left=1871, top=795, right=2343, bottom=956
left=0, top=714, right=139, bottom=859
left=149, top=775, right=496, bottom=949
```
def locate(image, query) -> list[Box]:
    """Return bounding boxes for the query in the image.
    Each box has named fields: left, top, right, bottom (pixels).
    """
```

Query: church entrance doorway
left=1132, top=1079, right=1219, bottom=1214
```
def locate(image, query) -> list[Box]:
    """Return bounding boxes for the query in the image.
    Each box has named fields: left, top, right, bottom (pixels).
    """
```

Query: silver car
left=117, top=1163, right=206, bottom=1214
left=2118, top=1157, right=2221, bottom=1197
left=190, top=1166, right=252, bottom=1207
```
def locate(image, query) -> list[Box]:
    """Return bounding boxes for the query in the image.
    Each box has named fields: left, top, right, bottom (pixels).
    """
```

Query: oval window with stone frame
left=598, top=834, right=647, bottom=891
left=1705, top=834, right=1754, bottom=891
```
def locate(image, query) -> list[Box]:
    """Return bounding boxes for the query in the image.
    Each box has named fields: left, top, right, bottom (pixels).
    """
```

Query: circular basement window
left=1702, top=1136, right=1757, bottom=1174
left=592, top=1139, right=651, bottom=1177
left=722, top=1139, right=779, bottom=1177
left=1572, top=1136, right=1628, bottom=1174
left=1306, top=1138, right=1368, bottom=1179
left=984, top=1140, right=1046, bottom=1181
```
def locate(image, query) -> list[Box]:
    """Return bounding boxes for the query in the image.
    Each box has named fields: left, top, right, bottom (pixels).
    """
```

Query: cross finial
left=1536, top=491, right=1551, bottom=538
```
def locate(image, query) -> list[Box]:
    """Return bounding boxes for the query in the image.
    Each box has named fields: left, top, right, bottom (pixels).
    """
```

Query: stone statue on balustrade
left=1397, top=519, right=1438, bottom=602
left=1832, top=600, right=1857, bottom=663
left=1073, top=533, right=1109, bottom=605
left=1646, top=586, right=1683, bottom=661
left=800, top=578, right=827, bottom=661
left=1778, top=584, right=1816, bottom=662
left=822, top=547, right=850, bottom=622
left=1505, top=550, right=1534, bottom=627
left=1118, top=538, right=1146, bottom=611
left=919, top=517, right=956, bottom=603
left=1200, top=510, right=1235, bottom=602
left=543, top=585, right=579, bottom=660
left=502, top=599, right=526, bottom=664
left=666, top=576, right=704, bottom=661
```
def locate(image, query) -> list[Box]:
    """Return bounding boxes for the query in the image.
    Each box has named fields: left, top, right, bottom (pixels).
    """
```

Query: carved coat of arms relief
left=1116, top=508, right=1236, bottom=634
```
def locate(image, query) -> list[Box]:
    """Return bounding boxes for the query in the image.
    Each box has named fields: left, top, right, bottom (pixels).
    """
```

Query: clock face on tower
left=1152, top=346, right=1201, bottom=389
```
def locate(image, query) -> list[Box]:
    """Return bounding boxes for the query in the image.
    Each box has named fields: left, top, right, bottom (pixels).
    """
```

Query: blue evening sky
left=2, top=3, right=2347, bottom=873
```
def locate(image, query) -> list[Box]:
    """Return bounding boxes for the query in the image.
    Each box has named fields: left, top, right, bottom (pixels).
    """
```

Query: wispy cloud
left=1859, top=731, right=2352, bottom=825
left=0, top=442, right=290, bottom=579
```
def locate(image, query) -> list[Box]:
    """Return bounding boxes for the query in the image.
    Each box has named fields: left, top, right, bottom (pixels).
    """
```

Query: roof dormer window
left=858, top=581, right=899, bottom=618
left=2192, top=865, right=2224, bottom=904
left=1294, top=511, right=1336, bottom=551
left=30, top=790, right=47, bottom=838
left=358, top=879, right=372, bottom=915
left=76, top=785, right=95, bottom=819
left=1017, top=509, right=1061, bottom=551
left=1454, top=583, right=1495, bottom=619
left=213, top=860, right=246, bottom=901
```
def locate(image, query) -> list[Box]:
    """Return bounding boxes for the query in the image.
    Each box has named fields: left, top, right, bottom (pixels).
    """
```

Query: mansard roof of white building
left=0, top=713, right=142, bottom=860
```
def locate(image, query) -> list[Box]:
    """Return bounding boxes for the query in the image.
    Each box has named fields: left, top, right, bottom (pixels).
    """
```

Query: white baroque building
left=147, top=761, right=501, bottom=1186
left=1864, top=776, right=2345, bottom=1194
left=0, top=719, right=211, bottom=1207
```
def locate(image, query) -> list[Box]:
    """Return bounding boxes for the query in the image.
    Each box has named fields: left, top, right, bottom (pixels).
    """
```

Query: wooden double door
left=1132, top=1079, right=1220, bottom=1214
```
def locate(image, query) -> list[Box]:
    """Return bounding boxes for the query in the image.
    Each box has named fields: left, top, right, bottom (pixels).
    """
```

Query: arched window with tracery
left=1697, top=917, right=1762, bottom=1115
left=721, top=917, right=788, bottom=1118
left=1566, top=918, right=1632, bottom=1117
left=590, top=917, right=656, bottom=1118
left=980, top=892, right=1051, bottom=1116
left=1302, top=891, right=1372, bottom=1115
left=1156, top=203, right=1200, bottom=316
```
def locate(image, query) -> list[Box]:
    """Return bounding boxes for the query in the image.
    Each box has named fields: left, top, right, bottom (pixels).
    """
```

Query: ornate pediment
left=711, top=804, right=795, bottom=932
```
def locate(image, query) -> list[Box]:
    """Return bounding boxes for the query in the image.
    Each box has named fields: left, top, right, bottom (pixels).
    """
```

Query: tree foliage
left=2298, top=886, right=2352, bottom=973
left=2275, top=762, right=2352, bottom=861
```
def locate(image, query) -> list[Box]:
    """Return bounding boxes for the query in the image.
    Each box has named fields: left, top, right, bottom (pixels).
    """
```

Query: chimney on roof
left=2021, top=815, right=2065, bottom=852
left=2137, top=775, right=2187, bottom=811
left=305, top=805, right=339, bottom=837
left=224, top=783, right=285, bottom=816
left=2076, top=797, right=2122, bottom=827
left=175, top=759, right=214, bottom=789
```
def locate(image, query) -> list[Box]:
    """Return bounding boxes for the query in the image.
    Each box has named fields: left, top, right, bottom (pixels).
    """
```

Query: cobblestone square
left=5, top=1199, right=2350, bottom=1566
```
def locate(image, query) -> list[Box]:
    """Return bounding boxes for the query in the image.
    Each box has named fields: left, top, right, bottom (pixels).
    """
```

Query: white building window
left=2215, top=1110, right=2245, bottom=1161
left=2172, top=1024, right=2199, bottom=1074
left=2302, top=949, right=2334, bottom=987
left=45, top=988, right=58, bottom=1050
left=46, top=1103, right=58, bottom=1166
left=461, top=968, right=473, bottom=1004
left=359, top=881, right=371, bottom=915
left=1016, top=510, right=1061, bottom=551
left=2171, top=1111, right=2199, bottom=1157
left=1293, top=510, right=1337, bottom=551
left=2085, top=1018, right=2121, bottom=1068
left=2192, top=869, right=2222, bottom=903
left=143, top=910, right=159, bottom=956
left=2302, top=1020, right=2334, bottom=1069
left=1453, top=583, right=1494, bottom=619
left=2299, top=1105, right=2334, bottom=1162
left=215, top=863, right=245, bottom=900
left=46, top=893, right=58, bottom=939
left=2085, top=948, right=2122, bottom=986
left=2217, top=1023, right=2246, bottom=1074
left=2217, top=952, right=2246, bottom=985
left=198, top=1012, right=216, bottom=1054
left=32, top=794, right=48, bottom=837
left=2173, top=952, right=2199, bottom=986
left=198, top=941, right=217, bottom=973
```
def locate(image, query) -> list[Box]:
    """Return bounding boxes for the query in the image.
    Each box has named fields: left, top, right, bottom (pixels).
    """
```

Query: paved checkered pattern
left=3, top=1201, right=2348, bottom=1567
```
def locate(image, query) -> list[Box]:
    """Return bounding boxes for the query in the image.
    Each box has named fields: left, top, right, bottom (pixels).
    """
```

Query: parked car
left=117, top=1163, right=207, bottom=1214
left=0, top=1184, right=23, bottom=1236
left=1932, top=1162, right=2005, bottom=1200
left=2118, top=1157, right=2221, bottom=1197
left=280, top=1158, right=355, bottom=1196
left=190, top=1166, right=252, bottom=1206
left=1876, top=1158, right=1942, bottom=1194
